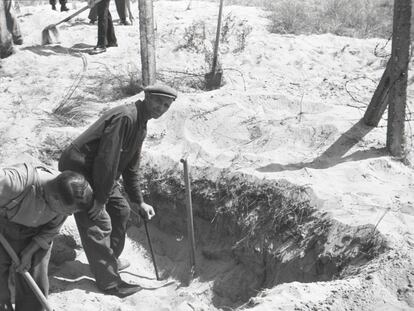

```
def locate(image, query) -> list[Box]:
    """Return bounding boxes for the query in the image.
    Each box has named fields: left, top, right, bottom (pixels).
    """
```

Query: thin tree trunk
left=138, top=0, right=156, bottom=86
left=386, top=0, right=411, bottom=157
left=363, top=60, right=392, bottom=127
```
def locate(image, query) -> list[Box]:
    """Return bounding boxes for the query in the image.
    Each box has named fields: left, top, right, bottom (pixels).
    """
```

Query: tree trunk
left=363, top=60, right=392, bottom=127
left=138, top=0, right=156, bottom=86
left=386, top=0, right=411, bottom=157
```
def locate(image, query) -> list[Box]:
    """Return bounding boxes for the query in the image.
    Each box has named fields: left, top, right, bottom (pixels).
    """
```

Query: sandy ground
left=1, top=1, right=414, bottom=310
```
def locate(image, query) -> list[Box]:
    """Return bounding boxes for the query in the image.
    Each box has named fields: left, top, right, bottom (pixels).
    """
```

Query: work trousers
left=59, top=145, right=130, bottom=290
left=88, top=5, right=98, bottom=22
left=4, top=0, right=22, bottom=42
left=90, top=0, right=126, bottom=23
left=0, top=217, right=51, bottom=311
left=97, top=0, right=117, bottom=47
left=49, top=0, right=67, bottom=6
left=114, top=0, right=126, bottom=22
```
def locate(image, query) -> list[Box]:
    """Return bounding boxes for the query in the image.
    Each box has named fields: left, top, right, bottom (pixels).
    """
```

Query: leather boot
left=89, top=46, right=107, bottom=55
left=103, top=281, right=142, bottom=298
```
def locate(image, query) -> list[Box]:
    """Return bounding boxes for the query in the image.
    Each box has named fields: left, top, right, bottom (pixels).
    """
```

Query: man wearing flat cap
left=58, top=84, right=177, bottom=297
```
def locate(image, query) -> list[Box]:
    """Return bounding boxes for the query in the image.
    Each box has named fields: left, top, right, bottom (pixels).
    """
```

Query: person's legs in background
left=59, top=0, right=69, bottom=12
left=88, top=5, right=98, bottom=24
left=115, top=0, right=129, bottom=25
left=93, top=0, right=111, bottom=53
left=105, top=8, right=117, bottom=47
left=4, top=0, right=22, bottom=45
left=0, top=0, right=13, bottom=59
left=50, top=0, right=68, bottom=12
left=49, top=0, right=57, bottom=10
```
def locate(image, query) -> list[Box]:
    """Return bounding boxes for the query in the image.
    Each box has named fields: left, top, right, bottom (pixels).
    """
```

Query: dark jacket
left=65, top=100, right=149, bottom=205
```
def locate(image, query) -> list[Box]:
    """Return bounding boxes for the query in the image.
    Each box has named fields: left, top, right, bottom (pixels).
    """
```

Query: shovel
left=41, top=0, right=102, bottom=45
left=205, top=0, right=225, bottom=90
left=0, top=233, right=53, bottom=311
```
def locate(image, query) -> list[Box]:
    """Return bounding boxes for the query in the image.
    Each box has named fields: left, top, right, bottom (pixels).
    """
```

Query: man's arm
left=18, top=215, right=66, bottom=272
left=122, top=143, right=144, bottom=205
left=32, top=215, right=67, bottom=250
left=122, top=144, right=155, bottom=220
left=90, top=115, right=131, bottom=219
left=17, top=241, right=40, bottom=272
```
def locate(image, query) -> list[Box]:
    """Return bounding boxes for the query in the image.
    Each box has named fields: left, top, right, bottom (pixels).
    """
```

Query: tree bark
left=363, top=60, right=392, bottom=127
left=138, top=0, right=156, bottom=86
left=386, top=0, right=411, bottom=157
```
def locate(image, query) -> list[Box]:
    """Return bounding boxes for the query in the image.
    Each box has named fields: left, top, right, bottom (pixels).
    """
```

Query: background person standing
left=115, top=0, right=129, bottom=25
left=88, top=0, right=117, bottom=55
left=49, top=0, right=69, bottom=11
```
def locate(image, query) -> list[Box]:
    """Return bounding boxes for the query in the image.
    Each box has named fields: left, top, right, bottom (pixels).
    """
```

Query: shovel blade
left=205, top=69, right=223, bottom=91
left=41, top=26, right=60, bottom=45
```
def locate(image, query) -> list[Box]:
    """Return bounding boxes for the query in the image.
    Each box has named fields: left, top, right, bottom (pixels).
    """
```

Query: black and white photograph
left=0, top=0, right=413, bottom=310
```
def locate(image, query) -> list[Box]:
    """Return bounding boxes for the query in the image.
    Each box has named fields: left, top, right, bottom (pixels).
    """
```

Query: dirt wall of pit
left=124, top=158, right=389, bottom=304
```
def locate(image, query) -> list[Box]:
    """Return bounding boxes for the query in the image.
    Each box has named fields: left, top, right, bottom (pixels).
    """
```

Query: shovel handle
left=142, top=218, right=160, bottom=280
left=180, top=158, right=196, bottom=271
left=0, top=233, right=53, bottom=311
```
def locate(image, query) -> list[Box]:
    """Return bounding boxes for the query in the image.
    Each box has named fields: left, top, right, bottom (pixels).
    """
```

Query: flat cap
left=144, top=84, right=178, bottom=99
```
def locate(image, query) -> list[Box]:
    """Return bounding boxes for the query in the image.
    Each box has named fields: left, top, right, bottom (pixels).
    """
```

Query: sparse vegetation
left=267, top=0, right=394, bottom=38
left=157, top=70, right=207, bottom=92
left=176, top=20, right=208, bottom=53
left=176, top=14, right=253, bottom=55
left=165, top=0, right=273, bottom=8
left=120, top=69, right=144, bottom=96
left=52, top=98, right=97, bottom=126
left=169, top=0, right=394, bottom=39
left=221, top=13, right=253, bottom=53
left=172, top=15, right=252, bottom=91
left=37, top=133, right=75, bottom=165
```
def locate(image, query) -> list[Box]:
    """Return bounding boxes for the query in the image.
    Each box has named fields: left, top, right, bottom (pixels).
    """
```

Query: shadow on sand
left=256, top=119, right=387, bottom=173
left=22, top=43, right=95, bottom=56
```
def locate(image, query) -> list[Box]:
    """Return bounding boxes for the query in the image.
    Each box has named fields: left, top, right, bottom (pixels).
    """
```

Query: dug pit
left=50, top=161, right=388, bottom=310
left=130, top=162, right=387, bottom=308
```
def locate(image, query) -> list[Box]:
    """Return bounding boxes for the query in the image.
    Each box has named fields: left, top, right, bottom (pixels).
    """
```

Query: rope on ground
left=138, top=280, right=177, bottom=290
